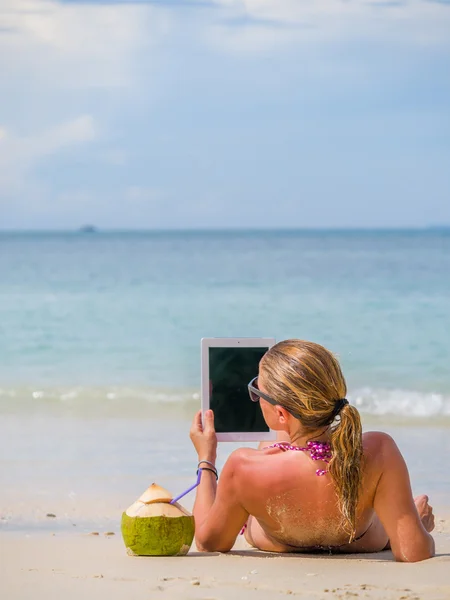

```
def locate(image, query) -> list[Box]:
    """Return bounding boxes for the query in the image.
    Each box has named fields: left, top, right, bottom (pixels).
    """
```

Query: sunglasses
left=248, top=377, right=302, bottom=420
left=248, top=376, right=279, bottom=406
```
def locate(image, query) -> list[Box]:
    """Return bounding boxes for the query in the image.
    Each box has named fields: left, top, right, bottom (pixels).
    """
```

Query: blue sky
left=0, top=0, right=449, bottom=229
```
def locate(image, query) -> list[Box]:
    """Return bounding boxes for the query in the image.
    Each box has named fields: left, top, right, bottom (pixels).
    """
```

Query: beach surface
left=1, top=414, right=450, bottom=599
left=2, top=522, right=450, bottom=600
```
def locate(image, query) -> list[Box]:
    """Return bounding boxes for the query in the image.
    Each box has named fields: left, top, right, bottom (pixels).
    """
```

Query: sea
left=1, top=229, right=449, bottom=533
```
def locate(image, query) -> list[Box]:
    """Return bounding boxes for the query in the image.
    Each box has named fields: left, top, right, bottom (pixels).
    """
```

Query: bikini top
left=266, top=440, right=332, bottom=476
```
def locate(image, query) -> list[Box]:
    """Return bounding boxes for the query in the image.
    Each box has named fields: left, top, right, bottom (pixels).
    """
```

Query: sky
left=0, top=0, right=449, bottom=230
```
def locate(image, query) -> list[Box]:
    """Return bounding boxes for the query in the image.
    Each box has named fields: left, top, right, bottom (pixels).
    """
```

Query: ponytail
left=328, top=403, right=363, bottom=541
left=261, top=339, right=364, bottom=542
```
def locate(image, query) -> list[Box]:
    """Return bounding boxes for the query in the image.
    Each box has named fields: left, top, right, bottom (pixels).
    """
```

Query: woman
left=190, top=339, right=435, bottom=562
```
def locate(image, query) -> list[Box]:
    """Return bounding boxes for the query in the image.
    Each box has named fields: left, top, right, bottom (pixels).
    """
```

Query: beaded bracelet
left=196, top=466, right=218, bottom=481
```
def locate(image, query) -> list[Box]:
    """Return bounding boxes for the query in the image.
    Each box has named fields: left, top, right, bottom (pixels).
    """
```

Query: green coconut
left=121, top=483, right=195, bottom=556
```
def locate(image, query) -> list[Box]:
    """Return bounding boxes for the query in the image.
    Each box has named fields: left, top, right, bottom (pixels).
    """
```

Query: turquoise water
left=0, top=230, right=449, bottom=419
left=1, top=230, right=450, bottom=533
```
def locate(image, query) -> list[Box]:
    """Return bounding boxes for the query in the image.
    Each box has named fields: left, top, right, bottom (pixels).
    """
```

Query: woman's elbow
left=393, top=535, right=435, bottom=562
left=394, top=550, right=435, bottom=563
left=196, top=542, right=233, bottom=553
left=194, top=534, right=233, bottom=554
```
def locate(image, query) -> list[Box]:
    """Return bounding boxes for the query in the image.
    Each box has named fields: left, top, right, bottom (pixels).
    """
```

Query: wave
left=0, top=385, right=449, bottom=421
left=350, top=387, right=450, bottom=419
left=0, top=385, right=200, bottom=418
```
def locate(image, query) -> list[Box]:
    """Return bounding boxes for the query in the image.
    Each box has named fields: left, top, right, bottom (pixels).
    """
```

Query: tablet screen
left=209, top=346, right=269, bottom=433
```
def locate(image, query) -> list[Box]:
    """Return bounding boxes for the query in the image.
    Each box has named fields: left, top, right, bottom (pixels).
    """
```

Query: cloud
left=125, top=186, right=162, bottom=202
left=0, top=0, right=449, bottom=229
left=58, top=0, right=215, bottom=5
left=0, top=0, right=171, bottom=89
left=0, top=0, right=166, bottom=201
left=367, top=1, right=406, bottom=7
left=0, top=115, right=96, bottom=196
left=0, top=114, right=96, bottom=162
left=207, top=0, right=450, bottom=52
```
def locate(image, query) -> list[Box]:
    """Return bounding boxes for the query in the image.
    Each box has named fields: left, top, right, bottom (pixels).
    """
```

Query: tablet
left=201, top=337, right=276, bottom=441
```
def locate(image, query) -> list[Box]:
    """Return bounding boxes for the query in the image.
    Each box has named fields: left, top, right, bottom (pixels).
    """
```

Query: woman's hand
left=190, top=410, right=217, bottom=463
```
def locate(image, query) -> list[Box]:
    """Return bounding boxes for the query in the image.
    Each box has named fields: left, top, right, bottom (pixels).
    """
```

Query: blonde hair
left=260, top=339, right=363, bottom=541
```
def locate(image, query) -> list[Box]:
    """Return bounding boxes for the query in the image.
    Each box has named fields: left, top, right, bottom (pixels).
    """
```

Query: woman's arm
left=190, top=410, right=249, bottom=552
left=373, top=433, right=435, bottom=562
left=193, top=450, right=249, bottom=552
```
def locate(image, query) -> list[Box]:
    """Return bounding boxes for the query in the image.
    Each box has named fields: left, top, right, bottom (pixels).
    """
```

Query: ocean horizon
left=1, top=226, right=450, bottom=233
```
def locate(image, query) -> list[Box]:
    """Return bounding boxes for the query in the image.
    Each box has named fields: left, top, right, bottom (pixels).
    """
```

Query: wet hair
left=260, top=339, right=363, bottom=541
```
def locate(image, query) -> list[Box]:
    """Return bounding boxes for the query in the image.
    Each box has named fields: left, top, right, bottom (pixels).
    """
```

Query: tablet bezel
left=201, top=337, right=277, bottom=442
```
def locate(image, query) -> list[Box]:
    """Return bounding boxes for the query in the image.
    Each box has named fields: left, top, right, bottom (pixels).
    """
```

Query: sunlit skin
left=190, top=371, right=435, bottom=562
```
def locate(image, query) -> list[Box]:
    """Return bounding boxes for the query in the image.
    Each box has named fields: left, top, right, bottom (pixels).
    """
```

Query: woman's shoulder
left=224, top=446, right=266, bottom=467
left=217, top=448, right=259, bottom=490
left=362, top=430, right=398, bottom=448
left=362, top=431, right=403, bottom=469
left=221, top=446, right=280, bottom=478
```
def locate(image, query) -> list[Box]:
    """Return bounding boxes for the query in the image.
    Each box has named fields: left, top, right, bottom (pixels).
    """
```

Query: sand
left=1, top=518, right=449, bottom=600
left=1, top=415, right=449, bottom=599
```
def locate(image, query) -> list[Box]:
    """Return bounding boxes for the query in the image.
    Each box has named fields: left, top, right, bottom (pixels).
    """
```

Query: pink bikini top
left=267, top=440, right=332, bottom=476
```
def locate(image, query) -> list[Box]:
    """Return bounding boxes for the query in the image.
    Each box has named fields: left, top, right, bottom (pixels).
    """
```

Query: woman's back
left=237, top=432, right=386, bottom=552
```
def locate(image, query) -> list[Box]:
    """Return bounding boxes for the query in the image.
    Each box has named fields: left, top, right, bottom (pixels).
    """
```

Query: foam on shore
left=1, top=385, right=450, bottom=423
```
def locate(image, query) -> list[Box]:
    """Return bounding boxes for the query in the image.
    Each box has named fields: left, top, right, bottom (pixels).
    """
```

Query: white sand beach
left=1, top=413, right=450, bottom=599
left=2, top=519, right=450, bottom=600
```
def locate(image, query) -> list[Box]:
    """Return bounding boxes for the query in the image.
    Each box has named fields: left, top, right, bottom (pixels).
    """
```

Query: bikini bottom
left=281, top=521, right=373, bottom=553
left=241, top=520, right=373, bottom=553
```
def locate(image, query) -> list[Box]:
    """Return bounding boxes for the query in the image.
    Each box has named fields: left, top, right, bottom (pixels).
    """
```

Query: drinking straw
left=169, top=470, right=202, bottom=505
